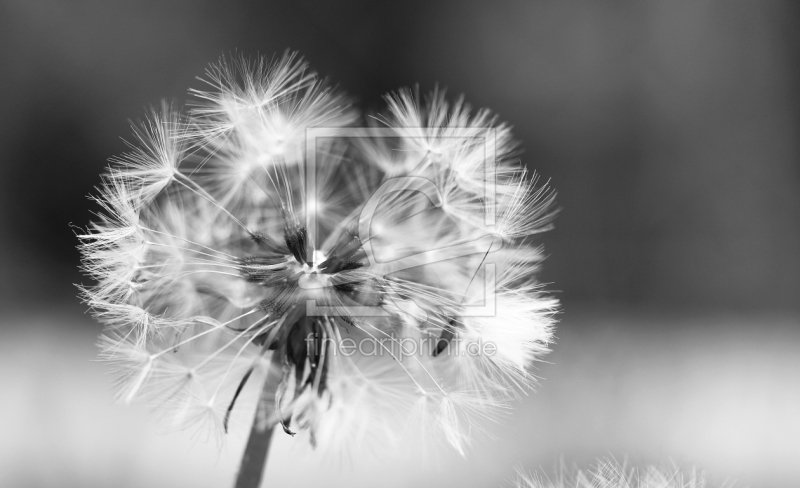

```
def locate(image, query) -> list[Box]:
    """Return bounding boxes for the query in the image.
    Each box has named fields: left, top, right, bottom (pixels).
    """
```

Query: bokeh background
left=1, top=1, right=799, bottom=487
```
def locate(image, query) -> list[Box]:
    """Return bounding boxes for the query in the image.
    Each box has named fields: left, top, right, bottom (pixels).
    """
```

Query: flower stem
left=234, top=353, right=283, bottom=488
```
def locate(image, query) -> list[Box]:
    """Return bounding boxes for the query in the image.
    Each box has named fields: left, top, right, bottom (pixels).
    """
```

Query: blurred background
left=1, top=0, right=798, bottom=487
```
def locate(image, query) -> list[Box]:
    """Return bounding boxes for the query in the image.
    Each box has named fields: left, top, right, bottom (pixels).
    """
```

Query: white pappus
left=78, top=52, right=559, bottom=456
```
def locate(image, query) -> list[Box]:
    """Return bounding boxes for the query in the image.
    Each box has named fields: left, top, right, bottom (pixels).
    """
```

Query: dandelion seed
left=109, top=103, right=185, bottom=206
left=79, top=52, right=558, bottom=488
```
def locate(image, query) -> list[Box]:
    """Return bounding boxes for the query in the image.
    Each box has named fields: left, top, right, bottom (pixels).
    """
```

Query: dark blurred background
left=1, top=1, right=799, bottom=487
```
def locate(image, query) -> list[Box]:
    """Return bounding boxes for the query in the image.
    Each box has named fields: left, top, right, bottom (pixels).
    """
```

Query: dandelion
left=510, top=459, right=733, bottom=488
left=79, top=51, right=558, bottom=488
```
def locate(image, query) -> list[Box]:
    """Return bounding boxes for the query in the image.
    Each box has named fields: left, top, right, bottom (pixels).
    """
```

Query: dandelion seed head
left=79, top=52, right=558, bottom=455
left=510, top=459, right=732, bottom=488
